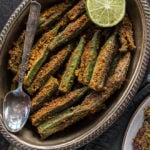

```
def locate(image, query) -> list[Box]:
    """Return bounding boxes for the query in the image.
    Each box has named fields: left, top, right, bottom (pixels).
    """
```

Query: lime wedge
left=86, top=0, right=126, bottom=27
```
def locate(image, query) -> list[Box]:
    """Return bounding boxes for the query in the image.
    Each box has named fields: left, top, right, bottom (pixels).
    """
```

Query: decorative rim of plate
left=0, top=0, right=150, bottom=150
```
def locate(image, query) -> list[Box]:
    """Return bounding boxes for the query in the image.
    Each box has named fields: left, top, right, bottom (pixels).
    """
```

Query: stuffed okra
left=8, top=31, right=25, bottom=74
left=119, top=15, right=136, bottom=52
left=67, top=0, right=85, bottom=21
left=89, top=33, right=117, bottom=91
left=8, top=0, right=86, bottom=76
left=76, top=31, right=100, bottom=85
left=24, top=6, right=87, bottom=87
left=82, top=52, right=131, bottom=113
left=47, top=14, right=90, bottom=52
left=30, top=87, right=89, bottom=126
left=50, top=0, right=86, bottom=34
left=27, top=44, right=72, bottom=95
left=31, top=76, right=59, bottom=113
left=38, top=0, right=76, bottom=34
left=24, top=25, right=60, bottom=87
left=8, top=1, right=74, bottom=74
left=59, top=36, right=86, bottom=93
left=37, top=105, right=90, bottom=139
left=7, top=0, right=135, bottom=140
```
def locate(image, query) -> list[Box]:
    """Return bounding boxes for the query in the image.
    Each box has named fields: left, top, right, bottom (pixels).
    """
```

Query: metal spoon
left=3, top=1, right=41, bottom=133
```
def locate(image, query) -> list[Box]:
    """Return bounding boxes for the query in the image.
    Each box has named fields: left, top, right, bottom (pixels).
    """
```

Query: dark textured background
left=0, top=1, right=150, bottom=150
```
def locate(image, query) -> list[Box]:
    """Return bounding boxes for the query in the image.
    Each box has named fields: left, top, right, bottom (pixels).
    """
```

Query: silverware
left=2, top=1, right=41, bottom=133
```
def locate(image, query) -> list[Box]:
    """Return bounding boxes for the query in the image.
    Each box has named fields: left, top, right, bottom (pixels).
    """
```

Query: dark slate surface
left=0, top=1, right=150, bottom=150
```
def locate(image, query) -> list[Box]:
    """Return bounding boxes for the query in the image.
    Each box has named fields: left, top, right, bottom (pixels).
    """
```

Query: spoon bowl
left=3, top=88, right=30, bottom=132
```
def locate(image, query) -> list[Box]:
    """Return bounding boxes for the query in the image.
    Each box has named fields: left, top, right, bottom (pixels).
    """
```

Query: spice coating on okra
left=25, top=14, right=90, bottom=87
left=38, top=1, right=76, bottom=33
left=39, top=1, right=72, bottom=23
left=52, top=0, right=86, bottom=32
left=27, top=44, right=72, bottom=95
left=31, top=76, right=59, bottom=113
left=76, top=30, right=100, bottom=85
left=8, top=1, right=73, bottom=74
left=104, top=52, right=131, bottom=92
left=9, top=2, right=66, bottom=74
left=8, top=0, right=84, bottom=75
left=67, top=0, right=85, bottom=21
left=47, top=14, right=90, bottom=51
left=8, top=31, right=25, bottom=74
left=59, top=36, right=86, bottom=93
left=89, top=33, right=117, bottom=91
left=30, top=87, right=89, bottom=126
left=119, top=15, right=136, bottom=52
left=37, top=106, right=90, bottom=139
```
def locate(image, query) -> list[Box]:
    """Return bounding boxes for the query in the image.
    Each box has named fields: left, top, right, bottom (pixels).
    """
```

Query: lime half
left=86, top=0, right=126, bottom=27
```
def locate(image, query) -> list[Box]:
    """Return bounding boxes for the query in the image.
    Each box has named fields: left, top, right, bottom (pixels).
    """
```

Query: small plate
left=122, top=96, right=150, bottom=150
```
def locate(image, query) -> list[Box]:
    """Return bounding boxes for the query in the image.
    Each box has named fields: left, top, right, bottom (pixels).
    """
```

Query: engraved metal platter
left=0, top=0, right=150, bottom=149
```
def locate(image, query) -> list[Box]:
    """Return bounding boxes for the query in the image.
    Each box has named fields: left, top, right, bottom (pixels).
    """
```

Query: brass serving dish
left=0, top=0, right=150, bottom=149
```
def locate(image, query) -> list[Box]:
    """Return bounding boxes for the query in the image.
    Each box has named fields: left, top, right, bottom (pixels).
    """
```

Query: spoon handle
left=18, top=1, right=41, bottom=89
